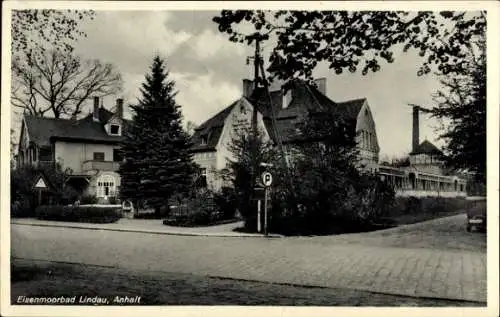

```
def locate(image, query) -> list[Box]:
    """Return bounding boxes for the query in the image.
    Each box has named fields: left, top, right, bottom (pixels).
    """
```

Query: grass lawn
left=11, top=259, right=483, bottom=306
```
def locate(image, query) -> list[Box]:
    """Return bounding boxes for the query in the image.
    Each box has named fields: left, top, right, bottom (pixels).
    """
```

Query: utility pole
left=250, top=34, right=263, bottom=192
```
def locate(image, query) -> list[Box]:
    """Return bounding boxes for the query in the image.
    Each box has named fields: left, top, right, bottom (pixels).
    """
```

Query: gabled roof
left=191, top=101, right=238, bottom=152
left=23, top=107, right=129, bottom=147
left=191, top=80, right=368, bottom=151
left=334, top=98, right=366, bottom=121
left=410, top=140, right=443, bottom=155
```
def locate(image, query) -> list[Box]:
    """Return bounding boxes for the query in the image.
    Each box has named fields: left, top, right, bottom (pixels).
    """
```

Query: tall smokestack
left=116, top=98, right=123, bottom=120
left=93, top=97, right=100, bottom=122
left=412, top=106, right=419, bottom=152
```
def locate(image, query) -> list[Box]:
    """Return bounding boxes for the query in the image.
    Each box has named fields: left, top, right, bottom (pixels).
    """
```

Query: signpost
left=260, top=171, right=273, bottom=236
left=253, top=186, right=265, bottom=233
left=257, top=199, right=262, bottom=232
left=32, top=174, right=49, bottom=206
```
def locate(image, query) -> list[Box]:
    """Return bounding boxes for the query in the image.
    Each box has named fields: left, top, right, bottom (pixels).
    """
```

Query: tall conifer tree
left=119, top=56, right=197, bottom=215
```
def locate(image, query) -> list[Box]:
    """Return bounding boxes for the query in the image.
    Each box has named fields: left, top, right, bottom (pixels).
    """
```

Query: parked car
left=466, top=206, right=486, bottom=232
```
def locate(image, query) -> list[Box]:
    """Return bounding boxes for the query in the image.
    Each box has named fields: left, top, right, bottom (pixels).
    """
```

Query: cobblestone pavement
left=11, top=215, right=487, bottom=303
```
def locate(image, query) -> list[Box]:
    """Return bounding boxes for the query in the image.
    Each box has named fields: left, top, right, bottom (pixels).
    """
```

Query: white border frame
left=1, top=2, right=498, bottom=317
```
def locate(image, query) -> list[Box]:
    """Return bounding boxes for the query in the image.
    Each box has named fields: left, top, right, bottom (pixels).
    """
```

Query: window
left=240, top=104, right=247, bottom=114
left=96, top=174, right=116, bottom=198
left=93, top=152, right=105, bottom=161
left=32, top=147, right=37, bottom=162
left=113, top=149, right=122, bottom=162
left=110, top=124, right=120, bottom=135
left=200, top=136, right=208, bottom=145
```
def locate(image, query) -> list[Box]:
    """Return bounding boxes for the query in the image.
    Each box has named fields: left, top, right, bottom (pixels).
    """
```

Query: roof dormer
left=104, top=98, right=124, bottom=136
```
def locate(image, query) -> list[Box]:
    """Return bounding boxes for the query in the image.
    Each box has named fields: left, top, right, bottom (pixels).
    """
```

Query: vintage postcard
left=1, top=1, right=498, bottom=317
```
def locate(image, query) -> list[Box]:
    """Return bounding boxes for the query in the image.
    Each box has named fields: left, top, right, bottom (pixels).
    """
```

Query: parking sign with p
left=261, top=172, right=273, bottom=187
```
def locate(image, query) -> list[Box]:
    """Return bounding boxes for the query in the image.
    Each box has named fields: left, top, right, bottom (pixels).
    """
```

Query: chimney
left=314, top=78, right=326, bottom=95
left=116, top=98, right=124, bottom=120
left=242, top=79, right=253, bottom=98
left=412, top=106, right=419, bottom=152
left=93, top=97, right=100, bottom=122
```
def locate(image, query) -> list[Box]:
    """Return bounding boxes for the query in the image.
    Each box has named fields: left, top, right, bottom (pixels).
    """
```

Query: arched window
left=97, top=174, right=116, bottom=198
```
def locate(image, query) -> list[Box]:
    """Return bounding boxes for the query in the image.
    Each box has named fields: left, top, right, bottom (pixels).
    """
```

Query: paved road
left=11, top=214, right=487, bottom=303
left=294, top=213, right=487, bottom=253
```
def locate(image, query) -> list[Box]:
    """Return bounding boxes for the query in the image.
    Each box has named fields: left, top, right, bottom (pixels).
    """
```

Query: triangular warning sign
left=34, top=177, right=47, bottom=189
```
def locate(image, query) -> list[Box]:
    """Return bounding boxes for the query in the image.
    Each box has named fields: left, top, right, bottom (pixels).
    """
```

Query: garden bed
left=163, top=217, right=240, bottom=228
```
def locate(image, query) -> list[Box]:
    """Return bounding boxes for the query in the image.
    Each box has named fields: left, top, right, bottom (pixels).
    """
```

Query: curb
left=11, top=221, right=283, bottom=238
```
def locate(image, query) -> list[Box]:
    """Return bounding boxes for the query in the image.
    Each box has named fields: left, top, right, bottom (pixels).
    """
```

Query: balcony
left=82, top=160, right=120, bottom=172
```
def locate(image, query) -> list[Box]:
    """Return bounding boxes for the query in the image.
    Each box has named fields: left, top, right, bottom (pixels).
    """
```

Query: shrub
left=80, top=195, right=98, bottom=205
left=35, top=205, right=121, bottom=223
left=163, top=189, right=240, bottom=226
left=213, top=187, right=238, bottom=220
left=61, top=186, right=80, bottom=205
left=108, top=196, right=119, bottom=205
left=11, top=198, right=35, bottom=218
left=183, top=191, right=218, bottom=225
left=11, top=163, right=70, bottom=208
left=388, top=196, right=468, bottom=217
left=264, top=171, right=396, bottom=235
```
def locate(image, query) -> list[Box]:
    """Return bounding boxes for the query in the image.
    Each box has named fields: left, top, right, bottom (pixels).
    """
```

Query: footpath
left=11, top=217, right=283, bottom=238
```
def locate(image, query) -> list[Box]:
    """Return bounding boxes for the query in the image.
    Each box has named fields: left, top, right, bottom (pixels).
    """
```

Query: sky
left=19, top=10, right=449, bottom=159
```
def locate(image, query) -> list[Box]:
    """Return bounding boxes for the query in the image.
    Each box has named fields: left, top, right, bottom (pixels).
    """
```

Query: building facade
left=191, top=77, right=380, bottom=190
left=191, top=78, right=467, bottom=198
left=377, top=105, right=467, bottom=197
left=17, top=97, right=128, bottom=202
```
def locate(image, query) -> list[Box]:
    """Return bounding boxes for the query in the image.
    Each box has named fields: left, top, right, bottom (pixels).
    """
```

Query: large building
left=191, top=77, right=467, bottom=198
left=378, top=105, right=467, bottom=197
left=191, top=76, right=380, bottom=190
left=17, top=79, right=467, bottom=201
left=17, top=97, right=128, bottom=202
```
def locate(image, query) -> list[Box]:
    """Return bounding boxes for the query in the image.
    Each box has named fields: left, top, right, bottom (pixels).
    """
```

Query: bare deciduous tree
left=12, top=50, right=123, bottom=118
left=11, top=9, right=95, bottom=57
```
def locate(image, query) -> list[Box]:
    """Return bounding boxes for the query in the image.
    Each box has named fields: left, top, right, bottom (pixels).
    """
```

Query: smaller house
left=409, top=139, right=445, bottom=175
left=17, top=97, right=130, bottom=202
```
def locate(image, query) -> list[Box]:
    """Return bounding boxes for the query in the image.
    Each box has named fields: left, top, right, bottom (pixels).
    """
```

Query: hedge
left=387, top=196, right=469, bottom=216
left=163, top=188, right=239, bottom=227
left=257, top=196, right=472, bottom=236
left=35, top=205, right=121, bottom=223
